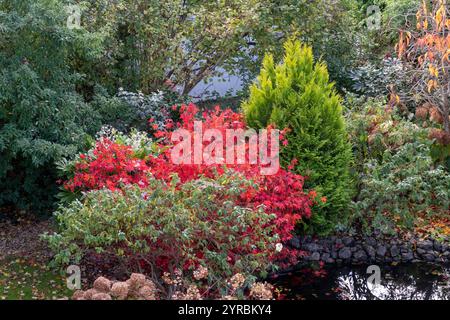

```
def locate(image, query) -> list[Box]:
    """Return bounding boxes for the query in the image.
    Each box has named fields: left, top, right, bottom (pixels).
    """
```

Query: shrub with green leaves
left=44, top=171, right=279, bottom=291
left=243, top=39, right=353, bottom=234
left=345, top=96, right=427, bottom=188
left=352, top=141, right=450, bottom=233
left=116, top=88, right=187, bottom=132
left=0, top=0, right=106, bottom=212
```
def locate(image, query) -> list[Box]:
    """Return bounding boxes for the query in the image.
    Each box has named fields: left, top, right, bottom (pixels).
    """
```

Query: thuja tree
left=396, top=0, right=450, bottom=164
left=243, top=39, right=353, bottom=233
left=0, top=0, right=104, bottom=212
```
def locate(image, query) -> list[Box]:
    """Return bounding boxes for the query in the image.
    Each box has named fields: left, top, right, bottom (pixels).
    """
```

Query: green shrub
left=352, top=141, right=450, bottom=233
left=0, top=1, right=172, bottom=213
left=243, top=39, right=353, bottom=234
left=44, top=171, right=279, bottom=291
left=345, top=96, right=427, bottom=188
left=0, top=0, right=105, bottom=212
left=346, top=97, right=449, bottom=234
left=116, top=88, right=187, bottom=132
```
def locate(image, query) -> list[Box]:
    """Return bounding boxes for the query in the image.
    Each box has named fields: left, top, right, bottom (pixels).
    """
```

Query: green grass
left=0, top=258, right=74, bottom=300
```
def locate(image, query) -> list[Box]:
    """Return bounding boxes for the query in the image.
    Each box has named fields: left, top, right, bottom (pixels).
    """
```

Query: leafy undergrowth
left=414, top=213, right=450, bottom=241
left=0, top=258, right=73, bottom=300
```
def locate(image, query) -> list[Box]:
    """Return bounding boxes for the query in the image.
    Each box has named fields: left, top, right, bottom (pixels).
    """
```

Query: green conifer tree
left=243, top=39, right=354, bottom=233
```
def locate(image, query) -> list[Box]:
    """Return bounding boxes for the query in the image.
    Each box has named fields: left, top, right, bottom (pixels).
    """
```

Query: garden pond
left=273, top=263, right=450, bottom=300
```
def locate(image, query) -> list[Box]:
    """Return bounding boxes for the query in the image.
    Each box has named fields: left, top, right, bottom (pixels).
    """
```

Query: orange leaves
left=414, top=213, right=450, bottom=238
left=424, top=50, right=435, bottom=63
left=388, top=92, right=401, bottom=108
left=427, top=79, right=438, bottom=92
left=442, top=49, right=450, bottom=63
left=435, top=2, right=446, bottom=31
left=428, top=64, right=439, bottom=77
left=395, top=31, right=411, bottom=59
left=396, top=31, right=407, bottom=58
left=422, top=0, right=429, bottom=16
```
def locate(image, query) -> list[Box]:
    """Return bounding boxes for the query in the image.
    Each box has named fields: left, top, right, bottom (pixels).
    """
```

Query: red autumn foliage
left=64, top=103, right=316, bottom=268
left=64, top=140, right=150, bottom=192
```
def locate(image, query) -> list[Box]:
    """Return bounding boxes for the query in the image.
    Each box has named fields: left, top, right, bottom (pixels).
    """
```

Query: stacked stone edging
left=289, top=233, right=450, bottom=265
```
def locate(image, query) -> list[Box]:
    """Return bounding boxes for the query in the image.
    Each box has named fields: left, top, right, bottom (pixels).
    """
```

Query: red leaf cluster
left=64, top=104, right=316, bottom=267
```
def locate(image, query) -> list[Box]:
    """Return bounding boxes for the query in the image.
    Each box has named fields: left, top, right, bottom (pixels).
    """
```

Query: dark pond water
left=273, top=263, right=450, bottom=300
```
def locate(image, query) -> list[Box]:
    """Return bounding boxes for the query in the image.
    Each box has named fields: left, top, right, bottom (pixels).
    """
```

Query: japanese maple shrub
left=243, top=39, right=353, bottom=233
left=52, top=104, right=316, bottom=272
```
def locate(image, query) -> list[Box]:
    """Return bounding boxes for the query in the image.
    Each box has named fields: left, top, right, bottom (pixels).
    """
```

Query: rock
left=319, top=239, right=331, bottom=247
left=365, top=237, right=377, bottom=247
left=321, top=253, right=331, bottom=261
left=331, top=250, right=338, bottom=259
left=354, top=250, right=367, bottom=261
left=423, top=253, right=436, bottom=262
left=93, top=277, right=111, bottom=293
left=401, top=251, right=414, bottom=262
left=325, top=257, right=335, bottom=264
left=343, top=237, right=354, bottom=247
left=364, top=245, right=376, bottom=258
left=289, top=237, right=301, bottom=249
left=416, top=248, right=427, bottom=256
left=376, top=245, right=387, bottom=257
left=305, top=243, right=322, bottom=252
left=339, top=247, right=352, bottom=260
left=417, top=240, right=433, bottom=250
left=390, top=245, right=400, bottom=257
left=434, top=241, right=442, bottom=252
left=310, top=251, right=321, bottom=261
left=335, top=238, right=343, bottom=246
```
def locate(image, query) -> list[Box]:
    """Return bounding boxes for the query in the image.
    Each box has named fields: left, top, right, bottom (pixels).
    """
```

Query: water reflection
left=274, top=263, right=450, bottom=300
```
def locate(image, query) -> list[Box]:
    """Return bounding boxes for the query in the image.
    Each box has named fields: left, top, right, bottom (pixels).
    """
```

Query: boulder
left=376, top=245, right=387, bottom=257
left=338, top=247, right=352, bottom=260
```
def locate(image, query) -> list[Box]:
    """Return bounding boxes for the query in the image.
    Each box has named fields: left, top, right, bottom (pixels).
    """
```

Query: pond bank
left=289, top=233, right=450, bottom=265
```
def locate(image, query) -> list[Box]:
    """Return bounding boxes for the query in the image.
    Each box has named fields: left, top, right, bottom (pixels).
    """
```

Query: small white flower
left=275, top=243, right=283, bottom=253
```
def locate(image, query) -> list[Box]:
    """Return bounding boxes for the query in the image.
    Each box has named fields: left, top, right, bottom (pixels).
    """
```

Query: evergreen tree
left=243, top=39, right=354, bottom=233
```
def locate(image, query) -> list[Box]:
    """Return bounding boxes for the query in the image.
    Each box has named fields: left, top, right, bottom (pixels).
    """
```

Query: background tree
left=76, top=0, right=262, bottom=95
left=396, top=0, right=450, bottom=163
left=75, top=0, right=366, bottom=96
left=0, top=0, right=121, bottom=212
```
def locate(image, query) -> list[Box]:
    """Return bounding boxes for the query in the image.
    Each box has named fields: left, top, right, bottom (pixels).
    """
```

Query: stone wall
left=289, top=234, right=450, bottom=265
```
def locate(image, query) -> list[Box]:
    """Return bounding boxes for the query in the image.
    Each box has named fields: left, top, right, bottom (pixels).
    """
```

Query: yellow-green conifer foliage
left=243, top=39, right=353, bottom=233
